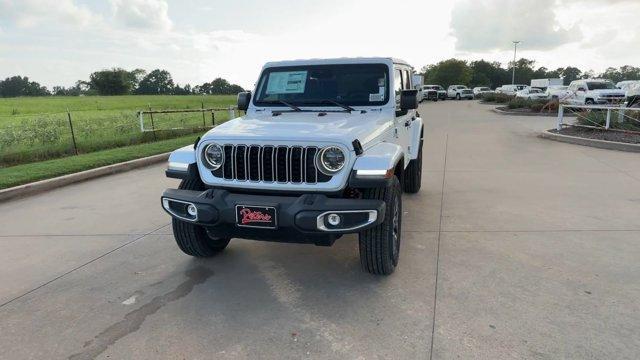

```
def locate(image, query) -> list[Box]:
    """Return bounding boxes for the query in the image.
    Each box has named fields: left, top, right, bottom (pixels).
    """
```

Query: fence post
left=618, top=107, right=625, bottom=124
left=139, top=111, right=144, bottom=131
left=148, top=104, right=157, bottom=141
left=211, top=111, right=215, bottom=127
left=605, top=109, right=611, bottom=129
left=228, top=106, right=235, bottom=120
left=67, top=108, right=79, bottom=155
left=201, top=101, right=206, bottom=128
left=556, top=105, right=564, bottom=131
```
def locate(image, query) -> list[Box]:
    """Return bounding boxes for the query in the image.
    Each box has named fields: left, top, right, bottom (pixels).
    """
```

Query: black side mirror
left=400, top=89, right=419, bottom=110
left=237, top=91, right=251, bottom=111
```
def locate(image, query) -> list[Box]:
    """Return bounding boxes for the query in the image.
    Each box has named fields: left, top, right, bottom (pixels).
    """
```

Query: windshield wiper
left=264, top=100, right=302, bottom=112
left=320, top=99, right=356, bottom=112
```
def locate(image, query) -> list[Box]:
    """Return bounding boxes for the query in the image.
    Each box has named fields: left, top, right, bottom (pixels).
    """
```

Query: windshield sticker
left=266, top=71, right=308, bottom=94
left=369, top=93, right=384, bottom=102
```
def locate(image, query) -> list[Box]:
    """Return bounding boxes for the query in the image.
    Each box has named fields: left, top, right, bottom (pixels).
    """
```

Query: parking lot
left=1, top=100, right=639, bottom=359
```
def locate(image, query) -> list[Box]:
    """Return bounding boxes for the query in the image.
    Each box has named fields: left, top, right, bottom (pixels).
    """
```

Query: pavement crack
left=0, top=223, right=170, bottom=310
left=429, top=133, right=447, bottom=360
left=67, top=266, right=213, bottom=360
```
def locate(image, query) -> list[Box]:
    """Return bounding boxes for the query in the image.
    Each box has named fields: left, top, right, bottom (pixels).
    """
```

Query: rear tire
left=359, top=176, right=402, bottom=275
left=586, top=99, right=595, bottom=105
left=172, top=178, right=230, bottom=257
left=403, top=139, right=423, bottom=193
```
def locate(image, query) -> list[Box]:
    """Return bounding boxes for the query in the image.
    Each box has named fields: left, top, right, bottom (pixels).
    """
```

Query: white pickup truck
left=565, top=79, right=626, bottom=105
left=447, top=85, right=474, bottom=100
left=161, top=57, right=424, bottom=275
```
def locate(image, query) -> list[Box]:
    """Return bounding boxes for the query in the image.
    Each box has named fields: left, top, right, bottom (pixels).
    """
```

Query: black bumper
left=161, top=188, right=385, bottom=245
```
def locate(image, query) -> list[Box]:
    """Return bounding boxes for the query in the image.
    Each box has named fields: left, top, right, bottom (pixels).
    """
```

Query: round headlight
left=203, top=143, right=224, bottom=170
left=317, top=146, right=346, bottom=174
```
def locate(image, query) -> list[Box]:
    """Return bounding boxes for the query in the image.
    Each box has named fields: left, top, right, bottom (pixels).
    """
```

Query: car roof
left=262, top=57, right=411, bottom=68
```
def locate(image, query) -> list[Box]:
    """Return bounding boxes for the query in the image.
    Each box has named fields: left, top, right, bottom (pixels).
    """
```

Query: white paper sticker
left=266, top=71, right=308, bottom=94
left=369, top=93, right=384, bottom=102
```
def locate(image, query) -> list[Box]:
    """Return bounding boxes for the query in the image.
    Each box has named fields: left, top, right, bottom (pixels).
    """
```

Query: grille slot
left=212, top=144, right=332, bottom=184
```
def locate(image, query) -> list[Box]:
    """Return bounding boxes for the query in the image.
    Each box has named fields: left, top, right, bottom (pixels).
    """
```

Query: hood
left=203, top=111, right=391, bottom=146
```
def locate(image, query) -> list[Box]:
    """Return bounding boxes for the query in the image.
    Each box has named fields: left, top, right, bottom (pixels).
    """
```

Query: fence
left=556, top=104, right=640, bottom=134
left=0, top=106, right=238, bottom=167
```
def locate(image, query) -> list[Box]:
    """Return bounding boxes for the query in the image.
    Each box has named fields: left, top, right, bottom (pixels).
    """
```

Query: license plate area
left=235, top=205, right=277, bottom=229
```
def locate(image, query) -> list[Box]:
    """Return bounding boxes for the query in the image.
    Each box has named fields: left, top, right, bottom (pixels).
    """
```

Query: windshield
left=481, top=87, right=490, bottom=91
left=253, top=64, right=389, bottom=107
left=587, top=82, right=616, bottom=90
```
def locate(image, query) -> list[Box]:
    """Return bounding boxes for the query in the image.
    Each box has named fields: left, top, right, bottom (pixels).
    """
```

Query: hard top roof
left=263, top=57, right=411, bottom=68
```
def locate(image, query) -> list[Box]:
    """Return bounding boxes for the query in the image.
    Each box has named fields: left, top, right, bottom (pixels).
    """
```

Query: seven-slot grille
left=211, top=145, right=332, bottom=184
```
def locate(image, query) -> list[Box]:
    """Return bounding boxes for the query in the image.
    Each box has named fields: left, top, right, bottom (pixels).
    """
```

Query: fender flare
left=166, top=145, right=200, bottom=180
left=349, top=142, right=404, bottom=188
left=408, top=117, right=424, bottom=160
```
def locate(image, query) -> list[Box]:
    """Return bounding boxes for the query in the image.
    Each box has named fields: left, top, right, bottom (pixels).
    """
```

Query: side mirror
left=237, top=91, right=251, bottom=111
left=400, top=89, right=419, bottom=110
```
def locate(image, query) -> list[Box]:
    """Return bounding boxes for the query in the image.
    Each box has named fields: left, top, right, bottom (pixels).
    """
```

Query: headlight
left=202, top=143, right=224, bottom=170
left=317, top=146, right=345, bottom=175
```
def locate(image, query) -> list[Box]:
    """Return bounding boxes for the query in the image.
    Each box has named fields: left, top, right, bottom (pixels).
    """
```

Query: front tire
left=456, top=93, right=461, bottom=100
left=359, top=176, right=402, bottom=275
left=172, top=178, right=230, bottom=257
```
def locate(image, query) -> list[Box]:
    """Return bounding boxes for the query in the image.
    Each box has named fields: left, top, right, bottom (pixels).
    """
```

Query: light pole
left=511, top=41, right=521, bottom=85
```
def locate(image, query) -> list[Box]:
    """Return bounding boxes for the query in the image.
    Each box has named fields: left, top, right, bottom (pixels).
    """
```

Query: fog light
left=187, top=204, right=198, bottom=217
left=327, top=213, right=341, bottom=226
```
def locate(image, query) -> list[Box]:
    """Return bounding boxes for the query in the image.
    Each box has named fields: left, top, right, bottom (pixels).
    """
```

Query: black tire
left=585, top=99, right=595, bottom=105
left=172, top=178, right=230, bottom=257
left=358, top=176, right=402, bottom=275
left=456, top=93, right=461, bottom=100
left=403, top=139, right=423, bottom=193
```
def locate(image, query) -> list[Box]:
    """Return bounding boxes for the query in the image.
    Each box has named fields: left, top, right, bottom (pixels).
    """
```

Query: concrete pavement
left=1, top=100, right=638, bottom=359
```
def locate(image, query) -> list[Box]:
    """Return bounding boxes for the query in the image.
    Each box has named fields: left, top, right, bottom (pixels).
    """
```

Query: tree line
left=0, top=68, right=245, bottom=98
left=420, top=59, right=640, bottom=89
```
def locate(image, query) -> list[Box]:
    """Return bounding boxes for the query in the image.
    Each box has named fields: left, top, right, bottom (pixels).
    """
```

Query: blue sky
left=1, top=0, right=638, bottom=89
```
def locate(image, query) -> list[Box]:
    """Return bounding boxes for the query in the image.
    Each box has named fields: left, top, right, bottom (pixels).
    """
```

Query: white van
left=498, top=84, right=528, bottom=96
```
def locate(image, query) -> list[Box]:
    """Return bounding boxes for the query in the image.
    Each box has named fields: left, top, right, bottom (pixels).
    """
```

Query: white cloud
left=110, top=0, right=172, bottom=31
left=451, top=0, right=581, bottom=51
left=0, top=0, right=95, bottom=28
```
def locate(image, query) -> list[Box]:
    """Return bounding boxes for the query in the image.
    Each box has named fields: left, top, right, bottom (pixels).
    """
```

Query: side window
left=394, top=69, right=403, bottom=107
left=402, top=69, right=411, bottom=89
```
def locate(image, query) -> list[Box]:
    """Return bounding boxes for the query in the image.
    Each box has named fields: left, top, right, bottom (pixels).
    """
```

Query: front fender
left=166, top=145, right=199, bottom=179
left=408, top=117, right=423, bottom=160
left=349, top=142, right=403, bottom=188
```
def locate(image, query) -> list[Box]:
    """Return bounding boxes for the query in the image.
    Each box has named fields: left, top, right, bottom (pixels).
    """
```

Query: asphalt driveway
left=1, top=100, right=638, bottom=359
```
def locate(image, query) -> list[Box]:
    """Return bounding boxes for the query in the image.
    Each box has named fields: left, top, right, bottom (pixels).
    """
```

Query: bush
left=480, top=92, right=512, bottom=104
left=576, top=110, right=640, bottom=131
left=506, top=98, right=550, bottom=112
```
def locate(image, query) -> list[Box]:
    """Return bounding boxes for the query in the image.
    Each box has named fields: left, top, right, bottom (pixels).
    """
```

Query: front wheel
left=172, top=178, right=230, bottom=257
left=456, top=93, right=461, bottom=100
left=359, top=176, right=402, bottom=275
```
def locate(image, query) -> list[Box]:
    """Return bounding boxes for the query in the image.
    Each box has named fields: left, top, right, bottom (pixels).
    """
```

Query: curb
left=492, top=107, right=560, bottom=117
left=540, top=130, right=640, bottom=153
left=0, top=152, right=170, bottom=202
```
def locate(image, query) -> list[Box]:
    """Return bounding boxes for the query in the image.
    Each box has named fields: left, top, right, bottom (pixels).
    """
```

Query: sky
left=0, top=0, right=639, bottom=89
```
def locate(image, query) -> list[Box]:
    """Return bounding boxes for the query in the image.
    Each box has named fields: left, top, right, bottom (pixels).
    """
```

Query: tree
left=599, top=65, right=640, bottom=83
left=88, top=68, right=138, bottom=95
left=423, top=59, right=472, bottom=88
left=136, top=69, right=175, bottom=95
left=0, top=76, right=49, bottom=97
left=560, top=67, right=582, bottom=85
left=197, top=78, right=244, bottom=95
left=469, top=60, right=509, bottom=88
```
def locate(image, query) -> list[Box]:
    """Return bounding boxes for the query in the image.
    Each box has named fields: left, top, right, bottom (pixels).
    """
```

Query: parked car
left=616, top=80, right=640, bottom=91
left=498, top=84, right=529, bottom=96
left=447, top=85, right=474, bottom=100
left=161, top=57, right=424, bottom=275
left=472, top=87, right=493, bottom=98
left=545, top=85, right=572, bottom=101
left=625, top=82, right=640, bottom=107
left=565, top=79, right=626, bottom=105
left=421, top=85, right=446, bottom=101
left=515, top=88, right=548, bottom=100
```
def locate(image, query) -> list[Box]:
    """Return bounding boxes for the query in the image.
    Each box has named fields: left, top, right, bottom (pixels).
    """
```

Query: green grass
left=0, top=95, right=236, bottom=166
left=0, top=134, right=199, bottom=189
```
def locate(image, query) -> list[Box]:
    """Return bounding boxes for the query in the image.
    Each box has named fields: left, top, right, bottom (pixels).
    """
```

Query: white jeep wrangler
left=161, top=57, right=423, bottom=275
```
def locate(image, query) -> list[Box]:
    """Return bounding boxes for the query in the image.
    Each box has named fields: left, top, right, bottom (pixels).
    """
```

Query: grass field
left=0, top=134, right=198, bottom=189
left=0, top=95, right=236, bottom=166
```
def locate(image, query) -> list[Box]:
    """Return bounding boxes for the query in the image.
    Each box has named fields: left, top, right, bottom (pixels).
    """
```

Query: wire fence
left=557, top=104, right=640, bottom=134
left=0, top=106, right=238, bottom=167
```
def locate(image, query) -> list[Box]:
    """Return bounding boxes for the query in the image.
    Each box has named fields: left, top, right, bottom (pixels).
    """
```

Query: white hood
left=202, top=111, right=391, bottom=147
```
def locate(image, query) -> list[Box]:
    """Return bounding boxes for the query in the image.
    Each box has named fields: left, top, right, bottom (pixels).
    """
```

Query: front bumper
left=161, top=188, right=385, bottom=245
